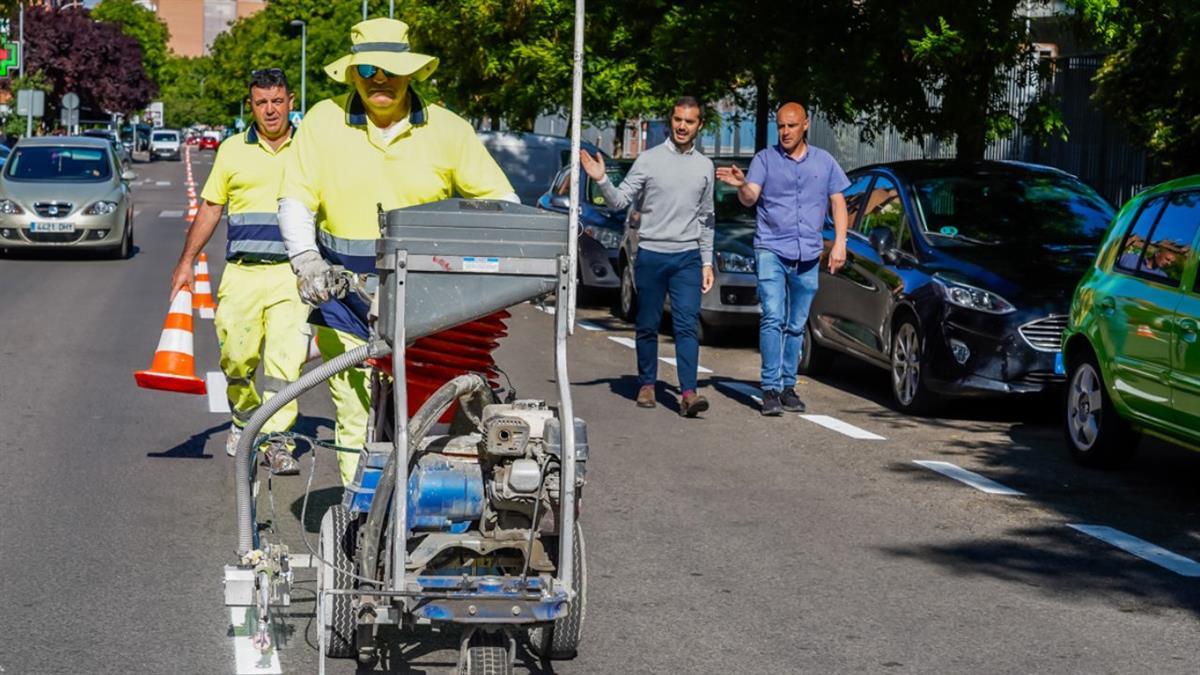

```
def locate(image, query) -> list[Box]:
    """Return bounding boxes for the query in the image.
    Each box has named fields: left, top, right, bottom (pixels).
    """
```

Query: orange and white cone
left=186, top=198, right=199, bottom=224
left=193, top=252, right=217, bottom=318
left=134, top=289, right=207, bottom=395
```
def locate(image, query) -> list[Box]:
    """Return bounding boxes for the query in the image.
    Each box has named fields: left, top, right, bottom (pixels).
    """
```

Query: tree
left=2, top=70, right=52, bottom=137
left=158, top=56, right=223, bottom=128
left=92, top=0, right=171, bottom=89
left=21, top=7, right=154, bottom=121
left=1072, top=0, right=1200, bottom=178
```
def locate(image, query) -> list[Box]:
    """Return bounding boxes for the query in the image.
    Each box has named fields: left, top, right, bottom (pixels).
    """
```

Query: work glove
left=291, top=251, right=338, bottom=307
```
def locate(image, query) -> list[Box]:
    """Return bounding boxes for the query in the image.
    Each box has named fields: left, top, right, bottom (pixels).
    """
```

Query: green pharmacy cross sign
left=0, top=41, right=19, bottom=78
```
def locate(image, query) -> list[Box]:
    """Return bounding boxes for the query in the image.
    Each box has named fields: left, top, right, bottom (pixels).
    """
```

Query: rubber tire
left=1064, top=350, right=1140, bottom=468
left=890, top=318, right=936, bottom=415
left=798, top=321, right=833, bottom=376
left=318, top=504, right=357, bottom=659
left=616, top=261, right=638, bottom=322
left=528, top=524, right=586, bottom=660
left=460, top=630, right=512, bottom=675
left=107, top=222, right=133, bottom=260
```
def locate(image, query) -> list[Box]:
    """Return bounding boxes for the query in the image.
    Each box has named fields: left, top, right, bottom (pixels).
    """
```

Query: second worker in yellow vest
left=278, top=18, right=517, bottom=485
left=170, top=69, right=308, bottom=475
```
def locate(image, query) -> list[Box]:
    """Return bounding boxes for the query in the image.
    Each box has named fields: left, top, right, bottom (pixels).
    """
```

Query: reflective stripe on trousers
left=215, top=262, right=310, bottom=434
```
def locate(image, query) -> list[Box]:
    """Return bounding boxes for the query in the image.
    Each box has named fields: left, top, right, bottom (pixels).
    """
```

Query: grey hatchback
left=0, top=137, right=136, bottom=258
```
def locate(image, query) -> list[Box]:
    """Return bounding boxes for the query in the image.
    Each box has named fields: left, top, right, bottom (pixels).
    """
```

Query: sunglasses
left=355, top=64, right=401, bottom=79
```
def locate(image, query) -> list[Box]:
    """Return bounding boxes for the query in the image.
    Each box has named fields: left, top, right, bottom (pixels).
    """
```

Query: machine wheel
left=1064, top=351, right=1139, bottom=468
left=798, top=321, right=833, bottom=376
left=890, top=318, right=936, bottom=414
left=460, top=630, right=512, bottom=675
left=528, top=524, right=586, bottom=659
left=616, top=261, right=638, bottom=322
left=318, top=505, right=357, bottom=658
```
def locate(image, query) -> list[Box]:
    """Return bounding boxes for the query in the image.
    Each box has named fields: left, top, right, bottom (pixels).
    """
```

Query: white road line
left=1068, top=525, right=1200, bottom=577
left=133, top=209, right=141, bottom=218
left=533, top=304, right=556, bottom=315
left=716, top=380, right=762, bottom=404
left=159, top=209, right=184, bottom=218
left=155, top=180, right=172, bottom=186
left=229, top=607, right=282, bottom=674
left=801, top=414, right=884, bottom=440
left=913, top=460, right=1024, bottom=496
left=608, top=336, right=636, bottom=349
left=578, top=320, right=604, bottom=331
left=207, top=371, right=230, bottom=413
left=658, top=356, right=713, bottom=374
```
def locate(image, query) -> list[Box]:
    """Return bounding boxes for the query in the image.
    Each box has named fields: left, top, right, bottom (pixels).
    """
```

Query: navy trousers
left=634, top=248, right=702, bottom=393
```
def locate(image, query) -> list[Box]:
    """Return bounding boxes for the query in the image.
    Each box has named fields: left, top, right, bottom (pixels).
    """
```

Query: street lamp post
left=290, top=20, right=307, bottom=115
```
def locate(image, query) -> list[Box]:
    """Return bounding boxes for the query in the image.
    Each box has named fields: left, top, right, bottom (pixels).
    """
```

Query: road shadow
left=573, top=372, right=684, bottom=413
left=0, top=245, right=139, bottom=262
left=289, top=486, right=344, bottom=533
left=147, top=421, right=226, bottom=459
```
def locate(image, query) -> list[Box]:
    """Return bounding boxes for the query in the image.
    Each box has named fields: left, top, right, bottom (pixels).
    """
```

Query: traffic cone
left=193, top=252, right=217, bottom=318
left=186, top=199, right=199, bottom=224
left=134, top=289, right=207, bottom=395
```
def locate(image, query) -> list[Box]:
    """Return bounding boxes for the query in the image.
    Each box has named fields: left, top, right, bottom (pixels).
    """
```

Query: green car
left=1062, top=176, right=1200, bottom=467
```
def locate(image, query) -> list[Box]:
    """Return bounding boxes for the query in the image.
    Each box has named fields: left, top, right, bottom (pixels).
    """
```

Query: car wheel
left=890, top=318, right=936, bottom=414
left=798, top=321, right=833, bottom=376
left=1063, top=351, right=1139, bottom=468
left=109, top=222, right=132, bottom=260
left=616, top=261, right=638, bottom=322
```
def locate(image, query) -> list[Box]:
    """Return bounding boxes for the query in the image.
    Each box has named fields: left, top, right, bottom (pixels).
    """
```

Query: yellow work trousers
left=315, top=326, right=371, bottom=485
left=214, top=262, right=310, bottom=436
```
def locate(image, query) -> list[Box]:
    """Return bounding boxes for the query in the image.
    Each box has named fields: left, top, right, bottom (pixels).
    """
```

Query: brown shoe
left=680, top=391, right=709, bottom=418
left=636, top=385, right=656, bottom=408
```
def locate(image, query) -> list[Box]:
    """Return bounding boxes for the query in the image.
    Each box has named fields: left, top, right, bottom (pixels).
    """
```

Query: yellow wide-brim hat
left=324, top=18, right=438, bottom=83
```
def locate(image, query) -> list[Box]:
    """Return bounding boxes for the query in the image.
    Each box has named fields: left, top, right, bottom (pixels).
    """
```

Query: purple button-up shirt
left=746, top=143, right=850, bottom=261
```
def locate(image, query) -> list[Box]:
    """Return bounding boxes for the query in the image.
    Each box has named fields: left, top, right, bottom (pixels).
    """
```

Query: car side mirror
left=869, top=226, right=901, bottom=263
left=121, top=170, right=137, bottom=182
left=549, top=195, right=569, bottom=209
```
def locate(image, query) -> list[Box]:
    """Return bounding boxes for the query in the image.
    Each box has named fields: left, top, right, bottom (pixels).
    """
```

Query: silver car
left=0, top=137, right=136, bottom=258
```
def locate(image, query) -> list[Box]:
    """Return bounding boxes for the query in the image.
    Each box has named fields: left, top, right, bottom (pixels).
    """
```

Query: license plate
left=30, top=222, right=75, bottom=233
left=1054, top=352, right=1065, bottom=376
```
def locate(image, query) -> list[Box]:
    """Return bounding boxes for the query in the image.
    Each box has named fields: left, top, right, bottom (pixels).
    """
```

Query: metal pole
left=362, top=0, right=367, bottom=21
left=300, top=23, right=307, bottom=114
left=20, top=3, right=30, bottom=137
left=389, top=0, right=394, bottom=18
left=566, top=0, right=583, bottom=330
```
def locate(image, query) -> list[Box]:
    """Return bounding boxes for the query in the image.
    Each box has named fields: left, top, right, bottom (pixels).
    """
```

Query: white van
left=150, top=129, right=182, bottom=161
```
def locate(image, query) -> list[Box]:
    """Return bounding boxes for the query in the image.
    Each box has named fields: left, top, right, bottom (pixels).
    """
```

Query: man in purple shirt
left=717, top=102, right=850, bottom=416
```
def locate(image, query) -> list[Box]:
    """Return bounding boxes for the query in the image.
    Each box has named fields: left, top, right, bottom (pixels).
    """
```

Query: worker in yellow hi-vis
left=278, top=18, right=517, bottom=485
left=171, top=69, right=306, bottom=475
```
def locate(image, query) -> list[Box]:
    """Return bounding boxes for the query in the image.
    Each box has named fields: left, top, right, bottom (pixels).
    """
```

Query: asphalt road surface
left=2, top=152, right=1200, bottom=674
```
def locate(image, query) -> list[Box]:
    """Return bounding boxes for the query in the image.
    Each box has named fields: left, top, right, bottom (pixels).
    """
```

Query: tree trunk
left=613, top=120, right=626, bottom=158
left=954, top=123, right=988, bottom=160
left=754, top=71, right=770, bottom=152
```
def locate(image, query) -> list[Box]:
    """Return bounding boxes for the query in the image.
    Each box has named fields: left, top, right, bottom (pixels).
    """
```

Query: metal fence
left=806, top=53, right=1147, bottom=206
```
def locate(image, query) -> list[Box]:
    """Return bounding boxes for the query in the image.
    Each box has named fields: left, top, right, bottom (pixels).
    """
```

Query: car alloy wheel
left=1066, top=361, right=1102, bottom=450
left=618, top=262, right=637, bottom=322
left=1062, top=351, right=1138, bottom=468
left=891, top=322, right=921, bottom=406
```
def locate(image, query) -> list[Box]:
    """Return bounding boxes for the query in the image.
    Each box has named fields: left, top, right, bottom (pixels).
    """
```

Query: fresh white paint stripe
left=658, top=356, right=713, bottom=374
left=1068, top=525, right=1200, bottom=577
left=156, top=328, right=193, bottom=354
left=133, top=209, right=141, bottom=218
left=578, top=320, right=604, bottom=331
left=159, top=209, right=184, bottom=218
left=155, top=180, right=171, bottom=186
left=536, top=304, right=556, bottom=315
left=199, top=307, right=215, bottom=319
left=716, top=380, right=763, bottom=404
left=801, top=414, right=885, bottom=440
left=207, top=371, right=230, bottom=413
left=608, top=336, right=636, bottom=349
left=229, top=607, right=282, bottom=674
left=913, top=460, right=1024, bottom=495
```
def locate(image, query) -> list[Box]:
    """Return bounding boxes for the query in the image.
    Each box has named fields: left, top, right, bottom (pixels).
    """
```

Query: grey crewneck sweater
left=596, top=141, right=715, bottom=265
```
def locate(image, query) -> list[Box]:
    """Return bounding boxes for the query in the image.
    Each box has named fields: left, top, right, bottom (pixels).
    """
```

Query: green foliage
left=1073, top=0, right=1200, bottom=177
left=92, top=0, right=171, bottom=88
left=158, top=56, right=223, bottom=128
left=4, top=70, right=52, bottom=137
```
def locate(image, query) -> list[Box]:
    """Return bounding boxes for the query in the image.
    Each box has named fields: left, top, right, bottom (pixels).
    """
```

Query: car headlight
left=84, top=201, right=119, bottom=215
left=932, top=274, right=1015, bottom=314
left=582, top=224, right=622, bottom=250
left=716, top=250, right=755, bottom=274
left=0, top=199, right=24, bottom=214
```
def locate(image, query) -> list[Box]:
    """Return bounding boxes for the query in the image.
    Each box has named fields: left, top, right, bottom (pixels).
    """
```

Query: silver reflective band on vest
left=228, top=211, right=288, bottom=259
left=317, top=230, right=376, bottom=258
left=229, top=212, right=281, bottom=226
left=351, top=42, right=409, bottom=53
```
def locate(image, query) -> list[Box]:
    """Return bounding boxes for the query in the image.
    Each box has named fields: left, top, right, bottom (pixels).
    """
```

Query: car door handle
left=1181, top=318, right=1198, bottom=343
left=1100, top=297, right=1115, bottom=316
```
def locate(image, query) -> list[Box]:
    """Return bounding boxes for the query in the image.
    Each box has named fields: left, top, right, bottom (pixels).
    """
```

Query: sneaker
left=780, top=387, right=806, bottom=413
left=636, top=384, right=656, bottom=408
left=761, top=390, right=783, bottom=416
left=262, top=441, right=300, bottom=476
left=679, top=391, right=709, bottom=418
left=226, top=425, right=242, bottom=457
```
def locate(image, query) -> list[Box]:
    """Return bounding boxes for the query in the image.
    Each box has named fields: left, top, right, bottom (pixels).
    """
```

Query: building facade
left=154, top=0, right=265, bottom=57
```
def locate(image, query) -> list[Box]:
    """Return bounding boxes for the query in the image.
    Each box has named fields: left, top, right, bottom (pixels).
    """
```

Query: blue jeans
left=756, top=248, right=820, bottom=391
left=634, top=248, right=702, bottom=393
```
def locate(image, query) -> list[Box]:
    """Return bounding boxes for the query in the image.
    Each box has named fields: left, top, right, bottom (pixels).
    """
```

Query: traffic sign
left=16, top=89, right=44, bottom=117
left=60, top=107, right=79, bottom=128
left=0, top=40, right=20, bottom=77
left=62, top=92, right=80, bottom=111
left=288, top=110, right=303, bottom=126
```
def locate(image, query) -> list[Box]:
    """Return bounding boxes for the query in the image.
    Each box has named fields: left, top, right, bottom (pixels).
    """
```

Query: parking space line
left=207, top=372, right=230, bottom=414
left=155, top=180, right=172, bottom=187
left=229, top=607, right=282, bottom=674
left=913, top=460, right=1024, bottom=495
left=716, top=380, right=762, bottom=404
left=658, top=356, right=713, bottom=374
left=801, top=415, right=884, bottom=440
left=1068, top=525, right=1200, bottom=577
left=608, top=336, right=636, bottom=349
left=577, top=320, right=604, bottom=331
left=159, top=209, right=184, bottom=218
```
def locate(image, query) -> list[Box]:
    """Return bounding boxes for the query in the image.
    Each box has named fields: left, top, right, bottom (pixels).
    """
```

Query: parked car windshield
left=152, top=132, right=178, bottom=142
left=912, top=172, right=1114, bottom=246
left=715, top=181, right=756, bottom=223
left=585, top=162, right=630, bottom=208
left=4, top=146, right=113, bottom=182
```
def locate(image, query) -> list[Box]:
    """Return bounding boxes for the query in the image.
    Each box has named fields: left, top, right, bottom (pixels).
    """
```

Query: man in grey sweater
left=580, top=96, right=715, bottom=417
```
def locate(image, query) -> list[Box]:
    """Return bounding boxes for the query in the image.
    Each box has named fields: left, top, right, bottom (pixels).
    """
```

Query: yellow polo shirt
left=202, top=126, right=294, bottom=263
